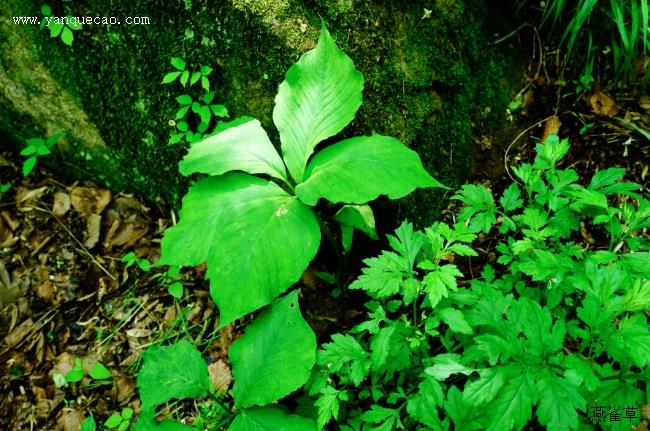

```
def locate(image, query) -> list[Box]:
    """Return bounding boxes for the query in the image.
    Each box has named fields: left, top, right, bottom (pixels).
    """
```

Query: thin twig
left=33, top=205, right=116, bottom=280
left=504, top=116, right=555, bottom=182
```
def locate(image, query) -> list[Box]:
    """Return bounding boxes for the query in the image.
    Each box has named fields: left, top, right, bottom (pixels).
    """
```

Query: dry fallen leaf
left=56, top=408, right=83, bottom=431
left=4, top=318, right=34, bottom=348
left=589, top=90, right=620, bottom=117
left=70, top=185, right=111, bottom=215
left=208, top=359, right=232, bottom=394
left=541, top=116, right=562, bottom=143
left=52, top=192, right=71, bottom=217
left=16, top=186, right=48, bottom=212
left=83, top=214, right=102, bottom=249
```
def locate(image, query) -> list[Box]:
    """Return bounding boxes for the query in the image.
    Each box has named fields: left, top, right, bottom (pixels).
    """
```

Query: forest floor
left=1, top=40, right=649, bottom=431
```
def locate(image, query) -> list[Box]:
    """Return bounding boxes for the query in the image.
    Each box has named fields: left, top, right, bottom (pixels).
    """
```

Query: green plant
left=541, top=0, right=649, bottom=79
left=309, top=135, right=649, bottom=430
left=80, top=415, right=96, bottom=431
left=139, top=24, right=440, bottom=430
left=121, top=251, right=152, bottom=271
left=121, top=252, right=185, bottom=298
left=20, top=132, right=63, bottom=176
left=106, top=408, right=134, bottom=431
left=169, top=92, right=229, bottom=145
left=162, top=57, right=213, bottom=90
left=53, top=357, right=112, bottom=387
left=39, top=5, right=82, bottom=46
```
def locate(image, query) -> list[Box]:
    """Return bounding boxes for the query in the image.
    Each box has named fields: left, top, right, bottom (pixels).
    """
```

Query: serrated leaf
left=462, top=366, right=508, bottom=406
left=162, top=71, right=181, bottom=84
left=568, top=186, right=609, bottom=209
left=296, top=135, right=441, bottom=205
left=439, top=307, right=473, bottom=334
left=421, top=264, right=463, bottom=308
left=273, top=24, right=363, bottom=183
left=589, top=167, right=626, bottom=189
left=228, top=407, right=316, bottom=431
left=229, top=292, right=316, bottom=408
left=179, top=120, right=287, bottom=181
left=425, top=354, right=474, bottom=380
left=349, top=252, right=408, bottom=299
left=319, top=334, right=369, bottom=385
left=170, top=57, right=186, bottom=70
left=483, top=369, right=534, bottom=431
left=315, top=386, right=346, bottom=429
left=453, top=184, right=497, bottom=233
left=535, top=370, right=585, bottom=431
left=406, top=377, right=445, bottom=429
left=88, top=362, right=111, bottom=380
left=159, top=174, right=320, bottom=326
left=500, top=183, right=523, bottom=212
left=370, top=325, right=396, bottom=372
left=136, top=340, right=211, bottom=411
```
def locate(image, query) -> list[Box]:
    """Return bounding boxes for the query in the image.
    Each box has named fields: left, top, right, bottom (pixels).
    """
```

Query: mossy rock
left=0, top=0, right=516, bottom=225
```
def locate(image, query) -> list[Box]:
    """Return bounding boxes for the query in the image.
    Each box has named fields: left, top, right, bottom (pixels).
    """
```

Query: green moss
left=1, top=0, right=517, bottom=225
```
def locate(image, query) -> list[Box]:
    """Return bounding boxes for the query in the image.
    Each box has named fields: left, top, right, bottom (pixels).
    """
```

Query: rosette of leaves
left=159, top=24, right=442, bottom=327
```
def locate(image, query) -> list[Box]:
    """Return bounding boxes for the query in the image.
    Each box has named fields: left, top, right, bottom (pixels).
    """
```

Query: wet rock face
left=1, top=0, right=514, bottom=224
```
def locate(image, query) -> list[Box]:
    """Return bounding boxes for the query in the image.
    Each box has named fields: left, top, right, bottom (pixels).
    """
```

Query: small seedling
left=121, top=251, right=151, bottom=271
left=20, top=132, right=63, bottom=176
left=162, top=57, right=213, bottom=90
left=105, top=408, right=134, bottom=431
left=169, top=92, right=229, bottom=145
left=39, top=5, right=82, bottom=46
left=53, top=357, right=112, bottom=387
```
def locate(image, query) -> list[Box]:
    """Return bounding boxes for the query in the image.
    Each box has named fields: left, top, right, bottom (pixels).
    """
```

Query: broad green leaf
left=61, top=27, right=73, bottom=45
left=273, top=24, right=363, bottom=183
left=136, top=340, right=211, bottom=411
left=170, top=57, right=186, bottom=70
left=159, top=174, right=320, bottom=325
left=463, top=366, right=508, bottom=406
left=439, top=307, right=473, bottom=334
left=228, top=407, right=316, bottom=431
left=230, top=292, right=316, bottom=408
left=133, top=410, right=196, bottom=431
left=190, top=71, right=201, bottom=86
left=88, top=362, right=111, bottom=380
left=80, top=416, right=96, bottom=431
left=49, top=22, right=64, bottom=37
left=335, top=204, right=378, bottom=252
left=162, top=72, right=181, bottom=84
left=105, top=414, right=122, bottom=428
left=179, top=119, right=288, bottom=182
left=200, top=65, right=213, bottom=76
left=176, top=95, right=192, bottom=105
left=22, top=156, right=37, bottom=177
left=296, top=135, right=442, bottom=205
left=425, top=354, right=474, bottom=380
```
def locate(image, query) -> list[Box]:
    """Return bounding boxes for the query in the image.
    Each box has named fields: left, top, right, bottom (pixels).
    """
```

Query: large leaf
left=159, top=174, right=320, bottom=325
left=179, top=119, right=288, bottom=182
left=229, top=291, right=317, bottom=408
left=136, top=341, right=211, bottom=411
left=273, top=24, right=363, bottom=183
left=228, top=407, right=316, bottom=431
left=295, top=135, right=443, bottom=205
left=133, top=409, right=197, bottom=431
left=334, top=204, right=378, bottom=252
